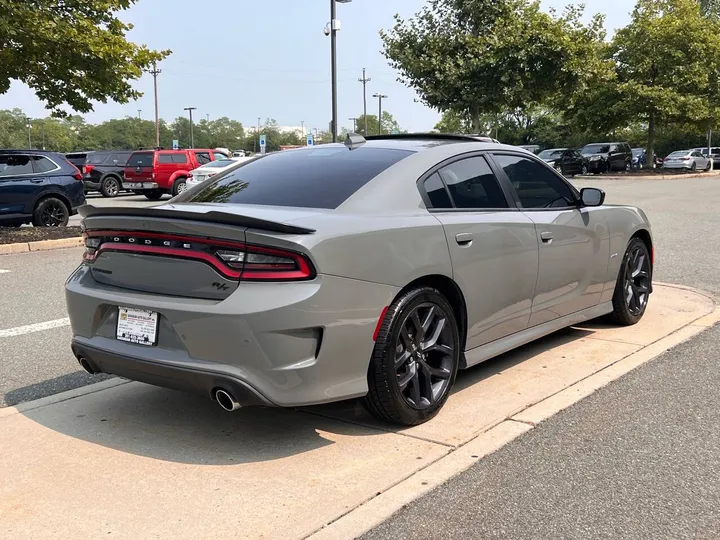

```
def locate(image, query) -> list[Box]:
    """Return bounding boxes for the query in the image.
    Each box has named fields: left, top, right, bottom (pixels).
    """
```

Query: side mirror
left=580, top=187, right=605, bottom=207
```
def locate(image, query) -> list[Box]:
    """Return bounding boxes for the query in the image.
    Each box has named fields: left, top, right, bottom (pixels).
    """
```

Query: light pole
left=183, top=107, right=197, bottom=148
left=257, top=117, right=261, bottom=151
left=373, top=93, right=387, bottom=135
left=300, top=120, right=305, bottom=139
left=137, top=109, right=142, bottom=119
left=147, top=62, right=161, bottom=147
left=328, top=0, right=352, bottom=143
left=41, top=122, right=45, bottom=150
left=349, top=117, right=358, bottom=133
left=206, top=113, right=210, bottom=122
left=25, top=118, right=31, bottom=148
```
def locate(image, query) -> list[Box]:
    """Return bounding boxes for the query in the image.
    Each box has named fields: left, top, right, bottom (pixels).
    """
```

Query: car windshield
left=632, top=149, right=644, bottom=156
left=127, top=152, right=153, bottom=167
left=582, top=144, right=610, bottom=154
left=182, top=146, right=413, bottom=209
left=538, top=150, right=564, bottom=159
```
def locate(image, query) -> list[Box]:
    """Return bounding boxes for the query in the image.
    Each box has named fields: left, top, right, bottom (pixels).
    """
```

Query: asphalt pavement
left=362, top=176, right=720, bottom=538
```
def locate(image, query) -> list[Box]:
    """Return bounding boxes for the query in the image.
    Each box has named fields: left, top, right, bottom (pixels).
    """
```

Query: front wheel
left=581, top=164, right=588, bottom=175
left=143, top=190, right=164, bottom=201
left=363, top=287, right=460, bottom=426
left=691, top=162, right=697, bottom=171
left=608, top=238, right=652, bottom=326
left=100, top=176, right=121, bottom=198
left=32, top=197, right=69, bottom=227
left=172, top=177, right=187, bottom=196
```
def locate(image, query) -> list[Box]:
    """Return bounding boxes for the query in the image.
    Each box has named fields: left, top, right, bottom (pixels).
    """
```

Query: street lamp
left=327, top=0, right=352, bottom=143
left=349, top=117, right=358, bottom=133
left=25, top=118, right=31, bottom=148
left=183, top=107, right=197, bottom=148
left=373, top=93, right=388, bottom=135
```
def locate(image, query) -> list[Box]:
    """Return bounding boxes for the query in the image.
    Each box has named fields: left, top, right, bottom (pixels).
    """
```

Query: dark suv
left=580, top=142, right=633, bottom=173
left=0, top=150, right=86, bottom=227
left=66, top=150, right=132, bottom=198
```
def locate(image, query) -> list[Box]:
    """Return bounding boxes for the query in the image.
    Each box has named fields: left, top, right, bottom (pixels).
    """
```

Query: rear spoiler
left=78, top=205, right=316, bottom=235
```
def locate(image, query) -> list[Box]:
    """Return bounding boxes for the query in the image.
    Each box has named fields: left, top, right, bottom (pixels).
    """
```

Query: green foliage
left=433, top=111, right=473, bottom=133
left=353, top=112, right=403, bottom=136
left=0, top=0, right=170, bottom=114
left=381, top=0, right=606, bottom=129
left=700, top=0, right=720, bottom=17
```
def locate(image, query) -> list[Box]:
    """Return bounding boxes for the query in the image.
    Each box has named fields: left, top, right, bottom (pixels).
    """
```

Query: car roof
left=1, top=149, right=65, bottom=157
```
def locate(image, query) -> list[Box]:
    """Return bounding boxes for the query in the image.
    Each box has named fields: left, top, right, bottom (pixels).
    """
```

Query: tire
left=100, top=176, right=121, bottom=198
left=554, top=164, right=563, bottom=174
left=625, top=161, right=631, bottom=171
left=143, top=190, right=164, bottom=201
left=691, top=162, right=697, bottom=171
left=363, top=287, right=461, bottom=426
left=706, top=161, right=712, bottom=171
left=172, top=177, right=187, bottom=196
left=608, top=237, right=652, bottom=326
left=581, top=165, right=588, bottom=175
left=32, top=197, right=69, bottom=227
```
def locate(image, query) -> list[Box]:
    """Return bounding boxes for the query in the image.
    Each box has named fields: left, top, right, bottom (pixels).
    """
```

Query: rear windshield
left=204, top=159, right=236, bottom=168
left=582, top=144, right=610, bottom=154
left=668, top=151, right=689, bottom=158
left=183, top=146, right=413, bottom=209
left=65, top=153, right=87, bottom=166
left=127, top=152, right=153, bottom=167
left=87, top=152, right=110, bottom=164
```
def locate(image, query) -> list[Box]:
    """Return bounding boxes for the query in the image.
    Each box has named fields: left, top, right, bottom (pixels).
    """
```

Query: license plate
left=116, top=307, right=159, bottom=346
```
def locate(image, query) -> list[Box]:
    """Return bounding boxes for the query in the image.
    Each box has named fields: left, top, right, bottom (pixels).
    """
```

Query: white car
left=663, top=150, right=711, bottom=171
left=186, top=157, right=251, bottom=189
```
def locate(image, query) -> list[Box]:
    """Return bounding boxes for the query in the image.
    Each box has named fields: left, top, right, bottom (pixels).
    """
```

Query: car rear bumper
left=65, top=264, right=399, bottom=407
left=662, top=163, right=691, bottom=169
left=122, top=182, right=159, bottom=190
left=83, top=180, right=101, bottom=190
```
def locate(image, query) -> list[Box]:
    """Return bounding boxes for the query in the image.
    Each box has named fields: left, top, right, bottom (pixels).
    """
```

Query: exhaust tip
left=78, top=357, right=95, bottom=375
left=215, top=389, right=241, bottom=412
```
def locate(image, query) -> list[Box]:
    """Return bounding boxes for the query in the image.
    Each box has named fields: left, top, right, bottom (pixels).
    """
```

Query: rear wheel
left=608, top=238, right=651, bottom=326
left=143, top=190, right=164, bottom=201
left=32, top=197, right=69, bottom=227
left=581, top=164, right=588, bottom=175
left=691, top=162, right=697, bottom=171
left=363, top=287, right=460, bottom=426
left=100, top=176, right=121, bottom=198
left=172, top=177, right=187, bottom=196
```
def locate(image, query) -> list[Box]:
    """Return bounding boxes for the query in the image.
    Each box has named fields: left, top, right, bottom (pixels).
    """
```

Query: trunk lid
left=124, top=151, right=154, bottom=182
left=80, top=204, right=317, bottom=300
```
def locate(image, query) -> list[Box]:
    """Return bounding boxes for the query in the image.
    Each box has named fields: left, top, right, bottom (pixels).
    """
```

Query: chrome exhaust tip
left=78, top=357, right=95, bottom=375
left=215, top=389, right=241, bottom=412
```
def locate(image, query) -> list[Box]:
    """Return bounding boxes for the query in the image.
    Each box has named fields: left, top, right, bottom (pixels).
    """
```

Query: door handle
left=455, top=233, right=473, bottom=246
left=29, top=178, right=44, bottom=184
left=540, top=232, right=553, bottom=243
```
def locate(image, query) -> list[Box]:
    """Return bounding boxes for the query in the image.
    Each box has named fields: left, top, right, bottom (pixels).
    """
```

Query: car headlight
left=589, top=155, right=602, bottom=161
left=547, top=161, right=556, bottom=167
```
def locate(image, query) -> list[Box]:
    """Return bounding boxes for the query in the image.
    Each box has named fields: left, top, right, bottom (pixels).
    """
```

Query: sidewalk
left=1, top=284, right=716, bottom=540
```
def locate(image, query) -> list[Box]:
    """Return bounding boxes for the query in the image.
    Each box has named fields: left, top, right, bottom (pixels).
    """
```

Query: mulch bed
left=0, top=226, right=83, bottom=245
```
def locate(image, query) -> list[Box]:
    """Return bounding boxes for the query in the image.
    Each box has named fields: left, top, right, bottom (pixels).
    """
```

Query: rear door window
left=87, top=153, right=110, bottom=165
left=423, top=173, right=453, bottom=209
left=437, top=157, right=508, bottom=209
left=31, top=156, right=58, bottom=173
left=109, top=153, right=131, bottom=166
left=158, top=154, right=174, bottom=164
left=0, top=154, right=34, bottom=177
left=183, top=146, right=413, bottom=209
left=127, top=152, right=154, bottom=167
left=172, top=153, right=189, bottom=164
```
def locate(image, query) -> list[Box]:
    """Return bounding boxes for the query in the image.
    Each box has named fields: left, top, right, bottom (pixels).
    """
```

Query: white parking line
left=0, top=269, right=10, bottom=274
left=0, top=318, right=71, bottom=338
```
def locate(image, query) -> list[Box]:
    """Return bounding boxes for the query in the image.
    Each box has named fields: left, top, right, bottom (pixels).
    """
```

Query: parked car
left=537, top=148, right=589, bottom=176
left=68, top=133, right=653, bottom=426
left=66, top=150, right=132, bottom=198
left=581, top=142, right=633, bottom=173
left=0, top=149, right=85, bottom=227
left=232, top=150, right=247, bottom=157
left=123, top=148, right=226, bottom=200
left=692, top=147, right=720, bottom=168
left=663, top=149, right=711, bottom=171
left=186, top=157, right=252, bottom=189
left=632, top=148, right=661, bottom=169
left=519, top=145, right=541, bottom=155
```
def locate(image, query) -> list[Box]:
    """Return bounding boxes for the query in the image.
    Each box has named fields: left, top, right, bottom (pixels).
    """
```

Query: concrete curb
left=306, top=297, right=719, bottom=540
left=0, top=236, right=82, bottom=256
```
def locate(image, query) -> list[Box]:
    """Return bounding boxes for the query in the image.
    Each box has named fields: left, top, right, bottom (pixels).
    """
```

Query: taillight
left=66, top=160, right=83, bottom=180
left=208, top=172, right=217, bottom=177
left=82, top=231, right=315, bottom=281
left=82, top=165, right=95, bottom=175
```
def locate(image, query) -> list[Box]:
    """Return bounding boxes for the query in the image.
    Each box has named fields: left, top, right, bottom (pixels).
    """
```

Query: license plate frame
left=116, top=307, right=159, bottom=346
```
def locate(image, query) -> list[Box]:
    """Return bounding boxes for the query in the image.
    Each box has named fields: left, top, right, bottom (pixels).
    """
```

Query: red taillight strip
left=94, top=243, right=243, bottom=280
left=373, top=306, right=389, bottom=341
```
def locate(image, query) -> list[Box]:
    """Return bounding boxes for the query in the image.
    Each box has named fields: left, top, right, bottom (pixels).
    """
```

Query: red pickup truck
left=124, top=149, right=228, bottom=200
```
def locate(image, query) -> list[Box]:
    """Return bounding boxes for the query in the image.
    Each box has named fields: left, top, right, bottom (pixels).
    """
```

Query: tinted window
left=183, top=146, right=412, bottom=209
left=32, top=156, right=58, bottom=173
left=172, top=153, right=188, bottom=164
left=195, top=152, right=211, bottom=165
left=0, top=154, right=34, bottom=177
left=158, top=154, right=174, bottom=164
left=109, top=153, right=131, bottom=166
left=439, top=157, right=508, bottom=209
left=424, top=173, right=452, bottom=208
left=538, top=149, right=564, bottom=160
left=87, top=152, right=110, bottom=165
left=65, top=153, right=87, bottom=166
left=582, top=144, right=610, bottom=154
left=494, top=154, right=576, bottom=209
left=127, top=152, right=153, bottom=167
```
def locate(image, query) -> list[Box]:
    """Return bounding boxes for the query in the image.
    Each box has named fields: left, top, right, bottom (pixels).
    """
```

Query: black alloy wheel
left=609, top=238, right=652, bottom=326
left=581, top=164, right=589, bottom=175
left=364, top=287, right=460, bottom=425
left=32, top=197, right=69, bottom=227
left=101, top=176, right=120, bottom=198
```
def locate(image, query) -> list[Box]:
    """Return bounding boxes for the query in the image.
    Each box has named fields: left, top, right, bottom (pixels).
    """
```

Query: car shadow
left=14, top=377, right=383, bottom=466
left=14, top=326, right=595, bottom=465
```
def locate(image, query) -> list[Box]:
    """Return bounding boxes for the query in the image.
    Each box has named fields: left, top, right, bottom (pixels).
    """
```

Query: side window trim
left=416, top=151, right=518, bottom=212
left=0, top=154, right=60, bottom=178
left=486, top=151, right=581, bottom=211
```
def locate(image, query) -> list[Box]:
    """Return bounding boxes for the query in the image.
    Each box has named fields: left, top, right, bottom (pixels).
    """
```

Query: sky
left=0, top=0, right=635, bottom=134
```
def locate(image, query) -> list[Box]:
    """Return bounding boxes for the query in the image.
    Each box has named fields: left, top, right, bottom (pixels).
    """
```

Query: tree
left=574, top=0, right=720, bottom=163
left=434, top=111, right=473, bottom=133
left=380, top=0, right=606, bottom=130
left=353, top=112, right=403, bottom=136
left=700, top=0, right=720, bottom=17
left=0, top=0, right=170, bottom=114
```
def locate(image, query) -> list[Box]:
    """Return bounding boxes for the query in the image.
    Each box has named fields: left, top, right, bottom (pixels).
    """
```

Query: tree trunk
left=471, top=109, right=482, bottom=133
left=646, top=110, right=656, bottom=169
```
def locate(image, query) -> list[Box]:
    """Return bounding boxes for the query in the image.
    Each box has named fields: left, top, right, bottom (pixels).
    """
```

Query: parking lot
left=2, top=176, right=720, bottom=539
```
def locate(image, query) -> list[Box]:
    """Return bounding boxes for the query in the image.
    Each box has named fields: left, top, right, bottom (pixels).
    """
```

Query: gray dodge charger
left=66, top=134, right=653, bottom=426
